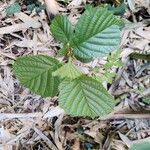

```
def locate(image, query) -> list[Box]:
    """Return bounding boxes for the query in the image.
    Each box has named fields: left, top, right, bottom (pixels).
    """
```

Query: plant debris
left=0, top=0, right=150, bottom=149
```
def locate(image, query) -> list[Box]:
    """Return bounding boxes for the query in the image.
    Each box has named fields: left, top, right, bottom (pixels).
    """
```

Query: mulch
left=0, top=0, right=150, bottom=149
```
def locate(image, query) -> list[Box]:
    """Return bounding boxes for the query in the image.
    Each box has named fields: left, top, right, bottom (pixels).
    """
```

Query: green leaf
left=27, top=4, right=36, bottom=12
left=75, top=55, right=93, bottom=63
left=143, top=98, right=150, bottom=105
left=13, top=55, right=61, bottom=97
left=53, top=61, right=82, bottom=79
left=130, top=142, right=150, bottom=150
left=6, top=2, right=21, bottom=15
left=72, top=7, right=122, bottom=59
left=50, top=15, right=73, bottom=44
left=93, top=72, right=116, bottom=84
left=104, top=49, right=123, bottom=70
left=92, top=49, right=123, bottom=84
left=107, top=3, right=127, bottom=15
left=59, top=76, right=116, bottom=118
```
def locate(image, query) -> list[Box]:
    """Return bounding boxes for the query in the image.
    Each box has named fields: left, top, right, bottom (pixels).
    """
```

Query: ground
left=0, top=0, right=150, bottom=150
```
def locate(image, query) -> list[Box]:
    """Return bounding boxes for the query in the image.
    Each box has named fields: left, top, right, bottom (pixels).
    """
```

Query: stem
left=68, top=57, right=72, bottom=63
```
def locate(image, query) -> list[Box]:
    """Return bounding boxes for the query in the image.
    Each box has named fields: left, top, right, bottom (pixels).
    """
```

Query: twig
left=101, top=113, right=150, bottom=120
left=0, top=112, right=43, bottom=121
left=0, top=51, right=16, bottom=60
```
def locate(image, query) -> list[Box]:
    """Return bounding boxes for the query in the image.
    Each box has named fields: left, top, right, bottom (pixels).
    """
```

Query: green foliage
left=13, top=55, right=61, bottom=97
left=74, top=55, right=93, bottom=63
left=50, top=15, right=73, bottom=44
left=6, top=2, right=21, bottom=15
left=93, top=49, right=123, bottom=83
left=129, top=142, right=150, bottom=150
left=26, top=1, right=45, bottom=13
left=50, top=7, right=122, bottom=60
left=104, top=49, right=123, bottom=69
left=93, top=72, right=116, bottom=84
left=24, top=0, right=37, bottom=5
left=53, top=60, right=82, bottom=79
left=59, top=76, right=116, bottom=118
left=103, top=49, right=123, bottom=83
left=27, top=4, right=45, bottom=13
left=13, top=6, right=123, bottom=118
left=71, top=7, right=122, bottom=59
left=143, top=98, right=150, bottom=105
left=107, top=3, right=127, bottom=15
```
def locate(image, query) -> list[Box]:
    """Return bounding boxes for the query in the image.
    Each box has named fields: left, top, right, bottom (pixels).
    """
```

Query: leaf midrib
left=56, top=17, right=71, bottom=42
left=78, top=78, right=100, bottom=116
left=74, top=24, right=118, bottom=48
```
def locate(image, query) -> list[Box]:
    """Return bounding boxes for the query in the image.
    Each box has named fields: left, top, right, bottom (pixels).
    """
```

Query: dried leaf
left=127, top=0, right=136, bottom=12
left=44, top=0, right=66, bottom=19
left=68, top=0, right=86, bottom=7
left=15, top=12, right=41, bottom=28
left=43, top=106, right=64, bottom=118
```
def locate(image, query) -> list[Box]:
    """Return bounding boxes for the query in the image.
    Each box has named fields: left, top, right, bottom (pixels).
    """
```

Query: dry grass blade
left=0, top=0, right=150, bottom=149
left=33, top=127, right=58, bottom=150
left=0, top=51, right=16, bottom=60
left=0, top=113, right=43, bottom=121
